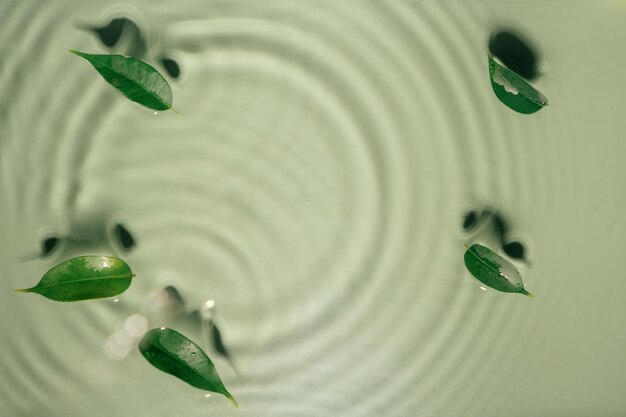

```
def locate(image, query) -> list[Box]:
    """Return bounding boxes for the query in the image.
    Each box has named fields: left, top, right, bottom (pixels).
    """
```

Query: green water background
left=1, top=1, right=625, bottom=416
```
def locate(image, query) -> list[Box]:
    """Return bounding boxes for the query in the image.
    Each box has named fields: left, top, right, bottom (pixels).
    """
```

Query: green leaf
left=15, top=256, right=134, bottom=302
left=139, top=328, right=238, bottom=407
left=70, top=50, right=174, bottom=111
left=464, top=244, right=533, bottom=297
left=489, top=55, right=548, bottom=114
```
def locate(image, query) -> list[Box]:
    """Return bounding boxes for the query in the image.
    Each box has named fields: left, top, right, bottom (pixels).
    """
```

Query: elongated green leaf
left=15, top=256, right=134, bottom=302
left=489, top=56, right=548, bottom=114
left=70, top=50, right=173, bottom=111
left=139, top=328, right=238, bottom=407
left=464, top=244, right=533, bottom=297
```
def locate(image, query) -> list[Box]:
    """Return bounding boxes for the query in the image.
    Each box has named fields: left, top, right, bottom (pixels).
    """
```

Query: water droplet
left=113, top=298, right=120, bottom=303
left=204, top=394, right=211, bottom=398
left=199, top=299, right=216, bottom=320
left=153, top=111, right=158, bottom=115
left=160, top=326, right=166, bottom=330
left=191, top=352, right=196, bottom=355
left=480, top=286, right=487, bottom=291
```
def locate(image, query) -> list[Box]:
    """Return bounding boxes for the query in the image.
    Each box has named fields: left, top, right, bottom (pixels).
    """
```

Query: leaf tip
left=520, top=288, right=534, bottom=298
left=227, top=394, right=239, bottom=408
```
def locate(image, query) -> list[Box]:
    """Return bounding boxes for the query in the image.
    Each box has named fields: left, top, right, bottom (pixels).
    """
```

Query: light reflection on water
left=1, top=1, right=625, bottom=417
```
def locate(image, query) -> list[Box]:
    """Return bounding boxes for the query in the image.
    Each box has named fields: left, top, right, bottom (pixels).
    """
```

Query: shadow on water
left=489, top=29, right=540, bottom=80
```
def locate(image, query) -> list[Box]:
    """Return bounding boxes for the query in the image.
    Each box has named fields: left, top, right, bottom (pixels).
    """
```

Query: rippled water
left=1, top=1, right=625, bottom=416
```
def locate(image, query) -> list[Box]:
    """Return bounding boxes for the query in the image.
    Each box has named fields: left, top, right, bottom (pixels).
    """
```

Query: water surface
left=1, top=1, right=625, bottom=416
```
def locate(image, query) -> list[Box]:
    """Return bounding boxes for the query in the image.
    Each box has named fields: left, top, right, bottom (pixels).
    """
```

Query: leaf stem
left=14, top=288, right=32, bottom=293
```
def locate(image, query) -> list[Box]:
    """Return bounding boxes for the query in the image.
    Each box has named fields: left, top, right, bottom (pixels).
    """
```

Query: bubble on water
left=124, top=314, right=148, bottom=337
left=160, top=327, right=166, bottom=330
left=113, top=298, right=120, bottom=303
left=479, top=286, right=487, bottom=291
left=104, top=329, right=133, bottom=359
left=204, top=394, right=211, bottom=398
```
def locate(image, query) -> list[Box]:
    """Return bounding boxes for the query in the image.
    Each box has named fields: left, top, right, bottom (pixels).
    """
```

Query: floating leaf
left=139, top=328, right=237, bottom=407
left=488, top=55, right=548, bottom=114
left=464, top=244, right=533, bottom=297
left=15, top=256, right=134, bottom=302
left=70, top=50, right=174, bottom=111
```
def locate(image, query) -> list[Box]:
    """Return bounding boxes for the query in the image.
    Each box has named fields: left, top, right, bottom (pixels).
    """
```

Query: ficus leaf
left=139, top=328, right=238, bottom=407
left=15, top=256, right=134, bottom=302
left=70, top=50, right=174, bottom=111
left=488, top=55, right=548, bottom=114
left=464, top=244, right=533, bottom=297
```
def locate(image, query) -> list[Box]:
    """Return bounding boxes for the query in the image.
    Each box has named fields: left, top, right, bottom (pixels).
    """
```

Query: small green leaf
left=15, top=256, right=134, bottom=302
left=139, top=328, right=238, bottom=407
left=70, top=50, right=174, bottom=111
left=489, top=55, right=548, bottom=114
left=464, top=244, right=533, bottom=297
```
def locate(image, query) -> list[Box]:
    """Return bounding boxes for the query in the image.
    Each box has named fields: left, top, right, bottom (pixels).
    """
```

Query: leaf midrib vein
left=34, top=273, right=133, bottom=290
left=468, top=247, right=502, bottom=278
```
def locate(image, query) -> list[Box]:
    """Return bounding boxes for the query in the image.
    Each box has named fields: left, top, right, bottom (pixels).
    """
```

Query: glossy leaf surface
left=70, top=50, right=173, bottom=111
left=489, top=56, right=548, bottom=114
left=15, top=256, right=134, bottom=301
left=139, top=328, right=237, bottom=407
left=464, top=244, right=533, bottom=297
